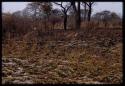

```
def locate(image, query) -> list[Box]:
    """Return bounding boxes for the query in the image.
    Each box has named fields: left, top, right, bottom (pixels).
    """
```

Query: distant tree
left=51, top=8, right=63, bottom=16
left=40, top=2, right=52, bottom=20
left=80, top=9, right=89, bottom=21
left=22, top=8, right=35, bottom=18
left=71, top=1, right=81, bottom=29
left=84, top=2, right=87, bottom=21
left=110, top=12, right=121, bottom=21
left=50, top=8, right=62, bottom=30
left=24, top=2, right=53, bottom=31
left=2, top=13, right=15, bottom=39
left=68, top=6, right=74, bottom=15
left=12, top=11, right=23, bottom=17
left=81, top=2, right=88, bottom=21
left=40, top=2, right=53, bottom=31
left=54, top=2, right=72, bottom=30
left=25, top=2, right=42, bottom=29
left=110, top=12, right=122, bottom=27
left=92, top=10, right=121, bottom=27
left=86, top=2, right=95, bottom=21
left=12, top=11, right=33, bottom=37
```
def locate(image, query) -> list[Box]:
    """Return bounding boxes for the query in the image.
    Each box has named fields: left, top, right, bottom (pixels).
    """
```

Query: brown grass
left=2, top=27, right=123, bottom=84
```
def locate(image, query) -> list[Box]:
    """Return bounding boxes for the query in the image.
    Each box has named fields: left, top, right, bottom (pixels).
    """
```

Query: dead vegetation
left=2, top=2, right=123, bottom=84
left=2, top=27, right=122, bottom=84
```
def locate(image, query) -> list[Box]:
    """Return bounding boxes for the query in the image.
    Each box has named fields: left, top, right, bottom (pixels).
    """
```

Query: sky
left=2, top=2, right=123, bottom=16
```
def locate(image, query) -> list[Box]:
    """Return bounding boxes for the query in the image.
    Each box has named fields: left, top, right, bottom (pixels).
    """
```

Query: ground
left=2, top=28, right=123, bottom=84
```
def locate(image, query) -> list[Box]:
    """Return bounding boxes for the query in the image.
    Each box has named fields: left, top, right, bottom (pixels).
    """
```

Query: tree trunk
left=78, top=1, right=81, bottom=29
left=64, top=13, right=67, bottom=30
left=72, top=1, right=77, bottom=29
left=75, top=13, right=79, bottom=29
left=71, top=1, right=81, bottom=29
left=88, top=4, right=92, bottom=21
left=84, top=3, right=87, bottom=21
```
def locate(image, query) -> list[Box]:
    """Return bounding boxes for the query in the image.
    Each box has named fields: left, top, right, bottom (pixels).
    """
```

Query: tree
left=25, top=2, right=42, bottom=29
left=81, top=2, right=89, bottom=21
left=24, top=2, right=53, bottom=31
left=84, top=2, right=87, bottom=21
left=110, top=12, right=121, bottom=21
left=40, top=2, right=53, bottom=31
left=78, top=2, right=81, bottom=28
left=92, top=10, right=121, bottom=28
left=12, top=11, right=33, bottom=37
left=50, top=8, right=62, bottom=30
left=86, top=2, right=95, bottom=21
left=40, top=2, right=52, bottom=20
left=54, top=2, right=71, bottom=30
left=71, top=1, right=81, bottom=29
left=2, top=13, right=14, bottom=39
left=12, top=11, right=23, bottom=17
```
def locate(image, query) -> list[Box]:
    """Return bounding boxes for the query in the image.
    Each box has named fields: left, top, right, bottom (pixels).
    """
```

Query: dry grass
left=2, top=27, right=123, bottom=84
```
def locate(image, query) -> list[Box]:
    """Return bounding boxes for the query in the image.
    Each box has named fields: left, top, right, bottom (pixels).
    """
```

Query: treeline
left=2, top=2, right=122, bottom=41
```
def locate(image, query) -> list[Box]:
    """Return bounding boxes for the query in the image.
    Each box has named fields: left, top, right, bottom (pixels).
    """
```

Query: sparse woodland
left=2, top=2, right=122, bottom=84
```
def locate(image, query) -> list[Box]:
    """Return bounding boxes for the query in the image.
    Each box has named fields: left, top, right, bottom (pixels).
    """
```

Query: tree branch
left=54, top=2, right=61, bottom=6
left=86, top=2, right=94, bottom=7
left=71, top=1, right=77, bottom=12
left=54, top=2, right=66, bottom=11
left=66, top=3, right=72, bottom=12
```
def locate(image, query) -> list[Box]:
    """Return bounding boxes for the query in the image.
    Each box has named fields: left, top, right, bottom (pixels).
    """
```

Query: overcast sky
left=2, top=2, right=123, bottom=16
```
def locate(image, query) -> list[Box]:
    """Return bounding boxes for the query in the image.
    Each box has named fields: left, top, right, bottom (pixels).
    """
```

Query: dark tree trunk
left=64, top=13, right=67, bottom=30
left=71, top=1, right=81, bottom=29
left=84, top=3, right=87, bottom=21
left=78, top=1, right=81, bottom=29
left=71, top=1, right=77, bottom=29
left=75, top=13, right=79, bottom=29
left=88, top=3, right=92, bottom=21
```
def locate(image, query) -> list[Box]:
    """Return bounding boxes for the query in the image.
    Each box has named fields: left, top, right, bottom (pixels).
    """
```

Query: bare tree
left=50, top=9, right=62, bottom=30
left=81, top=2, right=89, bottom=21
left=25, top=2, right=53, bottom=31
left=54, top=2, right=72, bottom=30
left=2, top=13, right=14, bottom=39
left=25, top=2, right=42, bottom=29
left=39, top=2, right=53, bottom=32
left=71, top=1, right=81, bottom=29
left=40, top=2, right=52, bottom=21
left=86, top=2, right=95, bottom=21
left=84, top=2, right=87, bottom=21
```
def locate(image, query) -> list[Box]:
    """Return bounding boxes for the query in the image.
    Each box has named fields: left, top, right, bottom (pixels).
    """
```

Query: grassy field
left=2, top=27, right=123, bottom=84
